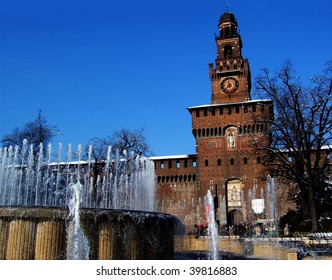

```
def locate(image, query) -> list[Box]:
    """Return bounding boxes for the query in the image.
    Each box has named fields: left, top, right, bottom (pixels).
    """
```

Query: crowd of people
left=194, top=221, right=292, bottom=238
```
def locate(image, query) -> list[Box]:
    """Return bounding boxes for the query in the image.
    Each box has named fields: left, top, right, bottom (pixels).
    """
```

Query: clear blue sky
left=1, top=0, right=331, bottom=156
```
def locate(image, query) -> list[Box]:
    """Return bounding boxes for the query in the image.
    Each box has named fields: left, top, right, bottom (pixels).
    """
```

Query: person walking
left=284, top=223, right=289, bottom=237
left=254, top=225, right=262, bottom=237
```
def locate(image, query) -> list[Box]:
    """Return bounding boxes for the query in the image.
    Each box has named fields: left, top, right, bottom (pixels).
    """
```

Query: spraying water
left=205, top=190, right=219, bottom=260
left=66, top=182, right=90, bottom=260
left=267, top=175, right=278, bottom=237
left=0, top=141, right=156, bottom=211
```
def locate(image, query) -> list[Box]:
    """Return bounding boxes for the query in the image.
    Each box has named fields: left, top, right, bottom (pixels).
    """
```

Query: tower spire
left=226, top=0, right=229, bottom=12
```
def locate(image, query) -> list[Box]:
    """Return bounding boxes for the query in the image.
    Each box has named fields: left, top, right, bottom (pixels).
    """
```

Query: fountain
left=0, top=141, right=180, bottom=260
left=205, top=190, right=219, bottom=260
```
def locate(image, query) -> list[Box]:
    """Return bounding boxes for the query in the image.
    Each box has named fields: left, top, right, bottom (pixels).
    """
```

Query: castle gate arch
left=226, top=179, right=244, bottom=226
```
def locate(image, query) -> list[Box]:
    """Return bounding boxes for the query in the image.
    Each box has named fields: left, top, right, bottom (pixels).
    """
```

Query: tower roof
left=219, top=11, right=237, bottom=25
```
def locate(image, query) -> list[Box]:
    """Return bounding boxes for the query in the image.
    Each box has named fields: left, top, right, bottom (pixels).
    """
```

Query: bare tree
left=85, top=128, right=153, bottom=189
left=110, top=128, right=153, bottom=157
left=1, top=110, right=60, bottom=154
left=86, top=128, right=153, bottom=161
left=255, top=61, right=332, bottom=232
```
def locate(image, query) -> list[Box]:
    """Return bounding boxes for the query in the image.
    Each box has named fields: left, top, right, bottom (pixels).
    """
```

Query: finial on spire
left=226, top=0, right=229, bottom=12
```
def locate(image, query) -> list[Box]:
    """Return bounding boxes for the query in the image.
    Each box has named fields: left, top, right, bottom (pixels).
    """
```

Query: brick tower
left=153, top=9, right=274, bottom=230
left=187, top=10, right=273, bottom=226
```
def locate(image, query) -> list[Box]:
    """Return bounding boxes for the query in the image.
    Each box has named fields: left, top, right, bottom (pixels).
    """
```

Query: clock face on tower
left=220, top=77, right=239, bottom=94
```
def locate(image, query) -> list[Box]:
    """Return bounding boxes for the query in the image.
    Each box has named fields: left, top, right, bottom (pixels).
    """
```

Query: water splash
left=0, top=141, right=156, bottom=212
left=205, top=190, right=219, bottom=260
left=66, top=182, right=90, bottom=260
left=267, top=175, right=278, bottom=236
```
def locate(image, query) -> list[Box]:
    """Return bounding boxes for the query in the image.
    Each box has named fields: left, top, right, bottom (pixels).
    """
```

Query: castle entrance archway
left=226, top=179, right=244, bottom=226
left=227, top=209, right=243, bottom=226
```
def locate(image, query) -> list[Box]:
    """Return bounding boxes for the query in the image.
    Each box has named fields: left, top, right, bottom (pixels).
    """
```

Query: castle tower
left=187, top=10, right=273, bottom=226
left=209, top=11, right=251, bottom=104
left=153, top=9, right=275, bottom=230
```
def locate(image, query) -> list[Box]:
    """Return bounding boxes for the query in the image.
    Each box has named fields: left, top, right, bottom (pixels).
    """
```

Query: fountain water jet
left=205, top=190, right=219, bottom=260
left=0, top=142, right=156, bottom=210
left=66, top=182, right=89, bottom=260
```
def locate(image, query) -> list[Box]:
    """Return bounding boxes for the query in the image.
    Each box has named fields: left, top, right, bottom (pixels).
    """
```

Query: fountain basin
left=0, top=206, right=178, bottom=260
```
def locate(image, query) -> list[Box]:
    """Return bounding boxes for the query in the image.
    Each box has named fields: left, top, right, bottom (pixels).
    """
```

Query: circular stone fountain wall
left=0, top=207, right=178, bottom=260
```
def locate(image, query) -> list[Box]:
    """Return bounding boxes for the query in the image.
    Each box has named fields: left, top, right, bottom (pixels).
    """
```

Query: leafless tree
left=1, top=110, right=60, bottom=155
left=255, top=61, right=332, bottom=232
left=85, top=128, right=153, bottom=189
left=86, top=128, right=153, bottom=161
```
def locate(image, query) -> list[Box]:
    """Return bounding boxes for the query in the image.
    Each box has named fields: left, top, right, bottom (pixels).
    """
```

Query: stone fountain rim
left=0, top=206, right=179, bottom=221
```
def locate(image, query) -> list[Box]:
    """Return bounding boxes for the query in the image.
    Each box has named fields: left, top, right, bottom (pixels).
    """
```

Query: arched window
left=230, top=158, right=234, bottom=165
left=224, top=45, right=232, bottom=58
left=217, top=159, right=222, bottom=166
left=231, top=25, right=236, bottom=35
left=205, top=160, right=209, bottom=167
left=233, top=61, right=238, bottom=70
left=244, top=157, right=248, bottom=164
left=225, top=27, right=230, bottom=37
left=193, top=129, right=197, bottom=139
